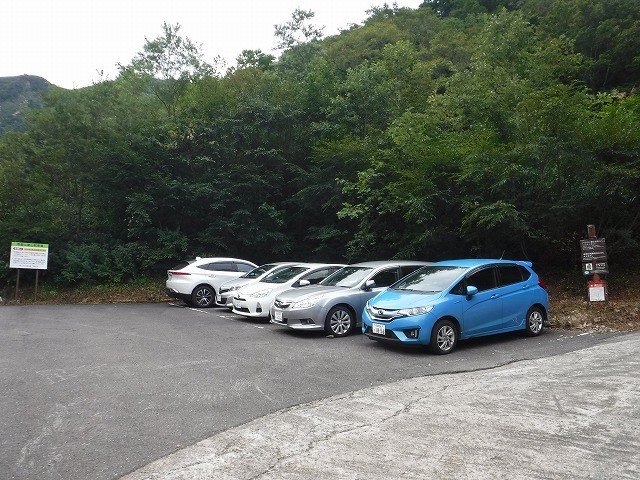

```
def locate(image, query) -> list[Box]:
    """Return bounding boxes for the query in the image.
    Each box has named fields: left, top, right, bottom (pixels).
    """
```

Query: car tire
left=192, top=285, right=215, bottom=308
left=525, top=306, right=544, bottom=337
left=429, top=319, right=457, bottom=355
left=324, top=306, right=355, bottom=337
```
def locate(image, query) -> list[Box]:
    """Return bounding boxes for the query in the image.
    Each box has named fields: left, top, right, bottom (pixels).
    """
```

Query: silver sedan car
left=270, top=261, right=429, bottom=337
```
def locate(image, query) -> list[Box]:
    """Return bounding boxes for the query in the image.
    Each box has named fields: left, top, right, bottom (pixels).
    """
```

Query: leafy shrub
left=59, top=244, right=112, bottom=285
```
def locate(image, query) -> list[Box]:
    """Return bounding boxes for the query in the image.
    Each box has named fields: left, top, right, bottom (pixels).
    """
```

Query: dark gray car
left=270, top=261, right=429, bottom=337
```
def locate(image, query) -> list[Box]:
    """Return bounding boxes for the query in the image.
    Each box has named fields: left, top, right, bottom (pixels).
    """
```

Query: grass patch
left=4, top=277, right=169, bottom=305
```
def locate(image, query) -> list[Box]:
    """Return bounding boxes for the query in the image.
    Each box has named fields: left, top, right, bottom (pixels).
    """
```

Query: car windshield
left=241, top=263, right=278, bottom=279
left=320, top=266, right=373, bottom=288
left=391, top=266, right=466, bottom=293
left=261, top=266, right=309, bottom=284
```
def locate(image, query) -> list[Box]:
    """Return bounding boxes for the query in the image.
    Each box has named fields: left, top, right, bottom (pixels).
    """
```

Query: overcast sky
left=3, top=1, right=425, bottom=89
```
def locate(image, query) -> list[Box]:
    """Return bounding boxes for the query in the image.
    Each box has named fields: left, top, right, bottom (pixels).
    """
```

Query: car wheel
left=192, top=285, right=215, bottom=308
left=325, top=306, right=355, bottom=337
left=429, top=319, right=457, bottom=355
left=525, top=306, right=544, bottom=337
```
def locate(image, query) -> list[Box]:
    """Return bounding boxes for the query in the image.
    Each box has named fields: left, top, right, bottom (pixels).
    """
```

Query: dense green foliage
left=1, top=0, right=638, bottom=285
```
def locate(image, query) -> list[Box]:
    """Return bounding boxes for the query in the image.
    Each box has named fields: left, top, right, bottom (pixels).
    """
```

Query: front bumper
left=215, top=292, right=235, bottom=308
left=232, top=296, right=270, bottom=318
left=362, top=312, right=429, bottom=345
left=270, top=305, right=324, bottom=330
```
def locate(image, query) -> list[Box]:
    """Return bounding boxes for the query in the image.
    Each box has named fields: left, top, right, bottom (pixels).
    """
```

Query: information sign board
left=9, top=242, right=49, bottom=270
left=580, top=238, right=608, bottom=275
left=588, top=281, right=607, bottom=302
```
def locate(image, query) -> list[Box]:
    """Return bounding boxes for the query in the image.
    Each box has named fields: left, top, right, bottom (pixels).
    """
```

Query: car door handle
left=491, top=294, right=500, bottom=299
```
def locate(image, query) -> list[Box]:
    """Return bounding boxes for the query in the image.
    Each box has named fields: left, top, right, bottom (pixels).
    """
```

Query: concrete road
left=123, top=332, right=640, bottom=480
left=0, top=304, right=629, bottom=480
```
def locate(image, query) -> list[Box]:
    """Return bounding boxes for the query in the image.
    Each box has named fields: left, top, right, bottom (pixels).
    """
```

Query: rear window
left=519, top=266, right=532, bottom=281
left=171, top=261, right=193, bottom=270
left=498, top=265, right=523, bottom=286
left=200, top=262, right=236, bottom=272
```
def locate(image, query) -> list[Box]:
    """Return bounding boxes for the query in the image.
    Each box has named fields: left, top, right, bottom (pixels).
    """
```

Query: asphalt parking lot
left=0, top=303, right=631, bottom=480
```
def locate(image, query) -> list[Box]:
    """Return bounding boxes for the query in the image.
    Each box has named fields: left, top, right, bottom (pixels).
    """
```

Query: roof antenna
left=500, top=250, right=505, bottom=259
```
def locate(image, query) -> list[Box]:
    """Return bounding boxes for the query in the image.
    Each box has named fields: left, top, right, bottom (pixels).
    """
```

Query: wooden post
left=35, top=270, right=39, bottom=301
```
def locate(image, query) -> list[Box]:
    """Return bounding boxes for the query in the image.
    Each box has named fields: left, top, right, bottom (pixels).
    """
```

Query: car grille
left=271, top=315, right=287, bottom=324
left=234, top=306, right=250, bottom=313
left=367, top=308, right=399, bottom=322
left=273, top=299, right=291, bottom=309
left=364, top=326, right=399, bottom=341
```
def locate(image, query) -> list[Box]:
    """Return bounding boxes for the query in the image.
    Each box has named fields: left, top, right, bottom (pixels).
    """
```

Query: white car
left=166, top=257, right=258, bottom=308
left=231, top=263, right=345, bottom=319
left=215, top=262, right=299, bottom=308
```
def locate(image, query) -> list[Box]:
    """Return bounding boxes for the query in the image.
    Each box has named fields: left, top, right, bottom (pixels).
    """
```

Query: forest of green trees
left=1, top=0, right=638, bottom=286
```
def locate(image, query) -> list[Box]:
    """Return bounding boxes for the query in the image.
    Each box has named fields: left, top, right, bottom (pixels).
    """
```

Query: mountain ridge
left=0, top=74, right=53, bottom=135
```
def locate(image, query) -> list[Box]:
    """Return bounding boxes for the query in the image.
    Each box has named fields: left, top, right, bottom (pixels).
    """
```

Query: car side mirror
left=298, top=279, right=310, bottom=287
left=363, top=279, right=376, bottom=290
left=466, top=286, right=479, bottom=298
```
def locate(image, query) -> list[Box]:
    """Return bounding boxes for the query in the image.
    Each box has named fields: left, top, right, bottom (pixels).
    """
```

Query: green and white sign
left=9, top=242, right=49, bottom=270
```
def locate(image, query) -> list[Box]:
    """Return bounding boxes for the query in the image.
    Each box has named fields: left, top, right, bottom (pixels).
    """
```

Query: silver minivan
left=270, top=261, right=429, bottom=337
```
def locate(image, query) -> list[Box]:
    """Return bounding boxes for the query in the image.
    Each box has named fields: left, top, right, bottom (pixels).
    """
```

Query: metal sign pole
left=587, top=225, right=601, bottom=283
left=15, top=269, right=20, bottom=301
left=35, top=270, right=39, bottom=301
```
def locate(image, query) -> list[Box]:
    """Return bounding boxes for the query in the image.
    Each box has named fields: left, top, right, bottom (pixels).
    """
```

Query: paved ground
left=1, top=304, right=636, bottom=480
left=122, top=332, right=640, bottom=480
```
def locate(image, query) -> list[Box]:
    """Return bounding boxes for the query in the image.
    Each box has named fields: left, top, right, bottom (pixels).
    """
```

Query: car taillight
left=169, top=271, right=191, bottom=276
left=538, top=278, right=546, bottom=290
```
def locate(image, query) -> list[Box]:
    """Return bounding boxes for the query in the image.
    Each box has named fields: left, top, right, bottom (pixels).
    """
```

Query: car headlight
left=397, top=305, right=434, bottom=317
left=250, top=289, right=273, bottom=298
left=365, top=301, right=375, bottom=316
left=291, top=296, right=322, bottom=309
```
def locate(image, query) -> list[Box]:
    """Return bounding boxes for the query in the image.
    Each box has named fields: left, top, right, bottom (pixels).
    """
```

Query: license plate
left=372, top=323, right=385, bottom=335
left=274, top=310, right=283, bottom=322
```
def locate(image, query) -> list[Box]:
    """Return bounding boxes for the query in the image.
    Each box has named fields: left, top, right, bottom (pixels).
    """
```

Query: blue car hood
left=371, top=289, right=444, bottom=309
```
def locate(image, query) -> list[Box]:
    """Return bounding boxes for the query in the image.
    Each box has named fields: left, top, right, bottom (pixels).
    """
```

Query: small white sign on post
left=10, top=242, right=49, bottom=269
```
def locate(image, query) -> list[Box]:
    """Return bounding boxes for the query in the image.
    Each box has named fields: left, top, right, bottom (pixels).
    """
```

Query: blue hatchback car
left=362, top=259, right=549, bottom=354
